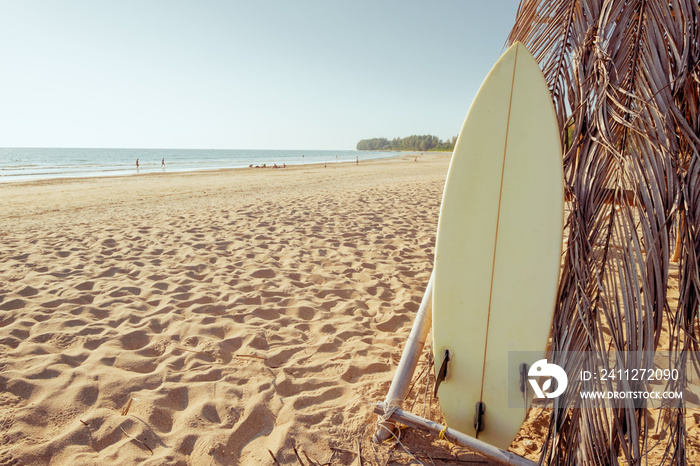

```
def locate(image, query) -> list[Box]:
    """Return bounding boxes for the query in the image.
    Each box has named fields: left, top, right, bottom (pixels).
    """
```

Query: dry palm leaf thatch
left=508, top=1, right=700, bottom=464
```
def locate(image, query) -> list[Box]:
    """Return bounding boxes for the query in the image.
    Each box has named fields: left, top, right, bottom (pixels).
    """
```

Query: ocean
left=0, top=148, right=405, bottom=183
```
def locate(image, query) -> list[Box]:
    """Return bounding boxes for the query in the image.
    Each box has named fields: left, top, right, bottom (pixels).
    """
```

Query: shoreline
left=0, top=153, right=451, bottom=231
left=0, top=150, right=432, bottom=186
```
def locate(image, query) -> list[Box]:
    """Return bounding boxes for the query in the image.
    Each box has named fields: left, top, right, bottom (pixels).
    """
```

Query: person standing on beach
left=356, top=155, right=359, bottom=165
left=161, top=158, right=165, bottom=168
left=136, top=159, right=139, bottom=171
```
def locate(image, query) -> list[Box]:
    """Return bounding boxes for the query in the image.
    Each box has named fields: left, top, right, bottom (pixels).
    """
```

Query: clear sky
left=0, top=1, right=520, bottom=150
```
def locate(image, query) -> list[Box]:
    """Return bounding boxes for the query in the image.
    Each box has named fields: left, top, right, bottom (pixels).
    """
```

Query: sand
left=1, top=153, right=697, bottom=465
left=0, top=153, right=470, bottom=465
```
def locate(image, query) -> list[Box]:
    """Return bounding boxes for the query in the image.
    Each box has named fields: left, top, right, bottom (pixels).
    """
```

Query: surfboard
left=432, top=42, right=564, bottom=449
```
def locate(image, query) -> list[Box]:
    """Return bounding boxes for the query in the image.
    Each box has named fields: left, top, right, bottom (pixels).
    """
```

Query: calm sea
left=0, top=148, right=404, bottom=183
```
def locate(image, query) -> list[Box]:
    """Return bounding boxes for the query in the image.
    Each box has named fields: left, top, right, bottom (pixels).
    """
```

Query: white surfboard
left=432, top=42, right=564, bottom=449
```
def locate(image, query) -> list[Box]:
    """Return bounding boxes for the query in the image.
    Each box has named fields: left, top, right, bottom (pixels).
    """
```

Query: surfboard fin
left=434, top=349, right=450, bottom=397
left=519, top=363, right=529, bottom=416
left=519, top=363, right=529, bottom=393
left=473, top=401, right=486, bottom=433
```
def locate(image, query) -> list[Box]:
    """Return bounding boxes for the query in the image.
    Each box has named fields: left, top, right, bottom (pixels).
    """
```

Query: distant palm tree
left=508, top=1, right=699, bottom=464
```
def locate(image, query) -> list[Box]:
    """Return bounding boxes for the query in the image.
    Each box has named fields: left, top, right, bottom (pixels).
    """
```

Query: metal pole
left=373, top=402, right=537, bottom=466
left=372, top=272, right=434, bottom=443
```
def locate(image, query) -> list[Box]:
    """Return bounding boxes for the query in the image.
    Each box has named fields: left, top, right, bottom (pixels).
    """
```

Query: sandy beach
left=2, top=152, right=698, bottom=465
left=0, top=153, right=474, bottom=465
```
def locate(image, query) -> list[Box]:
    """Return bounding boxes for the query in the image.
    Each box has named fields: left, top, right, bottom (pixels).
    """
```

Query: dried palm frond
left=508, top=1, right=700, bottom=464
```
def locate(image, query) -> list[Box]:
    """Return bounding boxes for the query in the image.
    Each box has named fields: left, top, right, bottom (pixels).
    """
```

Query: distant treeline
left=356, top=134, right=457, bottom=152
